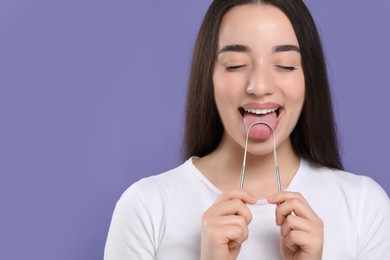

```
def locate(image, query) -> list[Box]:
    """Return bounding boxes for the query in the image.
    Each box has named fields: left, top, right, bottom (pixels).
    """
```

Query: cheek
left=213, top=71, right=245, bottom=105
left=290, top=84, right=305, bottom=105
left=281, top=73, right=305, bottom=105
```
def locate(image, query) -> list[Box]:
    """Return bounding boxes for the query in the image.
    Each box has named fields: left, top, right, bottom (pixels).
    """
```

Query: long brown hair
left=184, top=0, right=343, bottom=170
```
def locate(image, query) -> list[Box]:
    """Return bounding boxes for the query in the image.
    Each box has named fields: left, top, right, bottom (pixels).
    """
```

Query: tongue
left=243, top=112, right=277, bottom=140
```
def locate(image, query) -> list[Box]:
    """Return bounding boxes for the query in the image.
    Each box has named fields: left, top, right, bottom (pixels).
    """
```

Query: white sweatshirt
left=105, top=157, right=390, bottom=259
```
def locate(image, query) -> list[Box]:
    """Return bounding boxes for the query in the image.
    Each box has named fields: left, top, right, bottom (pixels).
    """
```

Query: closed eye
left=225, top=65, right=247, bottom=71
left=274, top=65, right=297, bottom=71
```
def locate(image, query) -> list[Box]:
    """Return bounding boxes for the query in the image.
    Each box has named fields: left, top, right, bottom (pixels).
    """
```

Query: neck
left=194, top=134, right=300, bottom=199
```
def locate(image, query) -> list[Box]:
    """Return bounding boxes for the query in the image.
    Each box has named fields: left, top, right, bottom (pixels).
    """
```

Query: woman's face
left=213, top=4, right=305, bottom=155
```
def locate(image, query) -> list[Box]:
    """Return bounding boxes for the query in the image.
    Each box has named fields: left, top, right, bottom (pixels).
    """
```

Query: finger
left=268, top=192, right=320, bottom=226
left=217, top=216, right=249, bottom=244
left=202, top=216, right=249, bottom=251
left=267, top=191, right=308, bottom=205
left=283, top=230, right=310, bottom=250
left=215, top=189, right=257, bottom=205
left=274, top=198, right=318, bottom=226
left=281, top=235, right=299, bottom=253
left=203, top=217, right=248, bottom=244
left=280, top=214, right=312, bottom=237
left=205, top=199, right=253, bottom=224
left=282, top=229, right=323, bottom=255
left=223, top=224, right=247, bottom=245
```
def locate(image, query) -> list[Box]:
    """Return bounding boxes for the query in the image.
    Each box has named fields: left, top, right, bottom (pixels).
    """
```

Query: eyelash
left=225, top=65, right=297, bottom=72
left=225, top=65, right=246, bottom=71
left=274, top=65, right=297, bottom=71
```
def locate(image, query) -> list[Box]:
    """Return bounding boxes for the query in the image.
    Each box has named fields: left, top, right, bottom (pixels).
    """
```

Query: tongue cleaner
left=239, top=121, right=281, bottom=193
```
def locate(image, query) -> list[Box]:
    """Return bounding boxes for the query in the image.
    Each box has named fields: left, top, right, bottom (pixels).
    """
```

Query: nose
left=246, top=66, right=274, bottom=96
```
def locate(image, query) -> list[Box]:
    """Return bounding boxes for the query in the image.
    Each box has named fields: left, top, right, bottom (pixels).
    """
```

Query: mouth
left=238, top=104, right=283, bottom=139
left=238, top=106, right=281, bottom=118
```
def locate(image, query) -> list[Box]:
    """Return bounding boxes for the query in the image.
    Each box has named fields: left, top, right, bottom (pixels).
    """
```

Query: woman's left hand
left=267, top=192, right=324, bottom=260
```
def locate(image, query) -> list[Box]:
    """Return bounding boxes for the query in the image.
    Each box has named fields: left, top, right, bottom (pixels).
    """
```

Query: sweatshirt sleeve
left=104, top=184, right=156, bottom=260
left=358, top=177, right=390, bottom=259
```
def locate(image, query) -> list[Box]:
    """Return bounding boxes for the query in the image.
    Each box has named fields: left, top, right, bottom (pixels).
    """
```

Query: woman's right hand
left=200, top=189, right=257, bottom=260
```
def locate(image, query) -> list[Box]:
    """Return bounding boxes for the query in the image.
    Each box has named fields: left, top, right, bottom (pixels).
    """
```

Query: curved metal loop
left=239, top=121, right=281, bottom=193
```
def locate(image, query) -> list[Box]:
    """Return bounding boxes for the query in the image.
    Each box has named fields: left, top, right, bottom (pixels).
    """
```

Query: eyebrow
left=272, top=44, right=300, bottom=53
left=217, top=44, right=300, bottom=55
left=218, top=44, right=251, bottom=54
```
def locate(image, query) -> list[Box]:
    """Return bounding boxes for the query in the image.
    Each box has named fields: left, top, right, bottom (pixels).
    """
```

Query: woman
left=105, top=0, right=390, bottom=259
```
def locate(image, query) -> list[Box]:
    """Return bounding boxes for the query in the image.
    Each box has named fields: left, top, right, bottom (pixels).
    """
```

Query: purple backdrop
left=1, top=1, right=389, bottom=259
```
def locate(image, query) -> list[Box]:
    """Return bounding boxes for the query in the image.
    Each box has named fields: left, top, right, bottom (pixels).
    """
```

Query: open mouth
left=238, top=105, right=282, bottom=139
left=238, top=106, right=281, bottom=118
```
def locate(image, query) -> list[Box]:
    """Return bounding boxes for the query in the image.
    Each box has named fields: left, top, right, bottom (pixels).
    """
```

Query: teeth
left=244, top=108, right=277, bottom=115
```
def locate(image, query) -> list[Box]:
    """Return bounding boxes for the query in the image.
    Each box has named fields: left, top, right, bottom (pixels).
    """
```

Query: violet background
left=0, top=1, right=389, bottom=259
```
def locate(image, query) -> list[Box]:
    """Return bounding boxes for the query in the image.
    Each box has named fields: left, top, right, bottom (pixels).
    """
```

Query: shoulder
left=134, top=157, right=196, bottom=191
left=119, top=157, right=201, bottom=205
left=295, top=160, right=390, bottom=257
left=296, top=159, right=390, bottom=222
left=298, top=159, right=388, bottom=200
left=104, top=160, right=198, bottom=258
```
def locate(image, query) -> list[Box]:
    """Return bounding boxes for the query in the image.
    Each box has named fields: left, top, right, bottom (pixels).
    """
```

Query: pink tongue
left=243, top=112, right=277, bottom=139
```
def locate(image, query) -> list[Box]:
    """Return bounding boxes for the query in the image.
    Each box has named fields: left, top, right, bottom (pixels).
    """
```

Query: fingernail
left=267, top=194, right=276, bottom=202
left=250, top=195, right=257, bottom=203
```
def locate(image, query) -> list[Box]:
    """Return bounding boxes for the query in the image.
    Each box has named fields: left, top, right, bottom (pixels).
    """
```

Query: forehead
left=218, top=4, right=299, bottom=49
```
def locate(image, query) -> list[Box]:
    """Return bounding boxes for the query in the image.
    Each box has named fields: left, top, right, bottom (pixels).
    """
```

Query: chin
left=245, top=147, right=276, bottom=157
